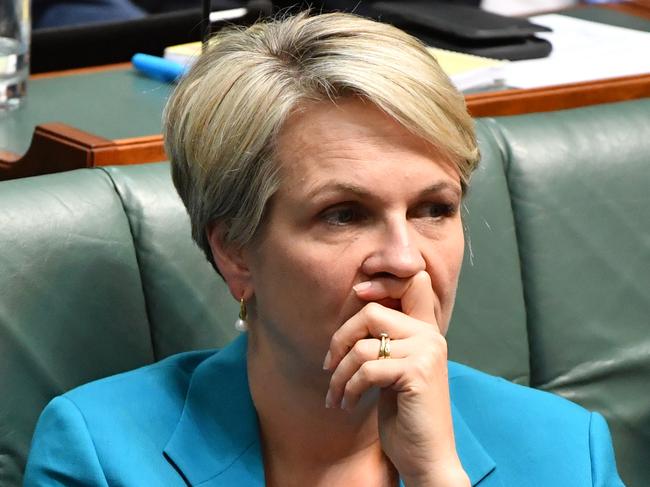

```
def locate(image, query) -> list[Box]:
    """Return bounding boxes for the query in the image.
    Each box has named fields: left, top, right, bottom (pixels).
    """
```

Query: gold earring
left=235, top=297, right=248, bottom=332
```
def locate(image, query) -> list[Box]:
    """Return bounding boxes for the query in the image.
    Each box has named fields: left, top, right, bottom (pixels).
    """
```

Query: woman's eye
left=321, top=206, right=361, bottom=226
left=418, top=202, right=457, bottom=220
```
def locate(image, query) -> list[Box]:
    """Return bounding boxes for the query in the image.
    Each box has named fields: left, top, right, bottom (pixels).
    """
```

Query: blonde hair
left=164, top=11, right=479, bottom=268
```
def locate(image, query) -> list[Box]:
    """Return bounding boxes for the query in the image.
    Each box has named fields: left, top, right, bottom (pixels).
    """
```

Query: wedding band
left=378, top=332, right=391, bottom=359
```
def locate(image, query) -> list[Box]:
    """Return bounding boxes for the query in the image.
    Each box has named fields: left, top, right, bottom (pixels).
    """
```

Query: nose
left=361, top=217, right=426, bottom=279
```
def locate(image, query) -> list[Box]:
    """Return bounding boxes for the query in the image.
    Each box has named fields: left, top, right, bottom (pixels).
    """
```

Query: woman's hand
left=322, top=270, right=469, bottom=487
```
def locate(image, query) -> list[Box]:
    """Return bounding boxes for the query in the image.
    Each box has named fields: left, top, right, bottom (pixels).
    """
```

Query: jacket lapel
left=451, top=402, right=502, bottom=486
left=163, top=335, right=265, bottom=486
left=164, top=336, right=501, bottom=486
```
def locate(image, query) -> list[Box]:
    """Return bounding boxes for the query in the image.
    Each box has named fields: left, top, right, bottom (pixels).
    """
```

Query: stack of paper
left=427, top=48, right=507, bottom=91
left=164, top=42, right=202, bottom=67
left=503, top=14, right=650, bottom=89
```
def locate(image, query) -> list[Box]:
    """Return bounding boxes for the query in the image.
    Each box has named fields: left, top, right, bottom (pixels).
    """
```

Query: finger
left=354, top=270, right=436, bottom=324
left=324, top=303, right=423, bottom=371
left=340, top=358, right=408, bottom=410
left=326, top=337, right=412, bottom=408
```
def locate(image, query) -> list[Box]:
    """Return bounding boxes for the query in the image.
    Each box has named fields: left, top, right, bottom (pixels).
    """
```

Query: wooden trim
left=3, top=71, right=650, bottom=181
left=0, top=150, right=20, bottom=169
left=466, top=73, right=650, bottom=117
left=94, top=135, right=166, bottom=166
left=36, top=122, right=113, bottom=148
left=0, top=123, right=107, bottom=180
left=30, top=62, right=132, bottom=80
left=0, top=123, right=166, bottom=181
left=4, top=69, right=650, bottom=181
left=603, top=2, right=650, bottom=20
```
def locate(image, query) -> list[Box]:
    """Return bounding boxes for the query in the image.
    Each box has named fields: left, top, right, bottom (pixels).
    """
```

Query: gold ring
left=378, top=332, right=391, bottom=359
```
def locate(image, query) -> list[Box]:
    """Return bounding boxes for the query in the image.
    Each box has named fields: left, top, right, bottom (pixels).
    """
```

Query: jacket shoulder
left=448, top=361, right=590, bottom=421
left=448, top=362, right=625, bottom=486
left=64, top=348, right=218, bottom=411
left=26, top=349, right=222, bottom=486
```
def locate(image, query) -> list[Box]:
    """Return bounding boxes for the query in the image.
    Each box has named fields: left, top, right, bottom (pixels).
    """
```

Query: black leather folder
left=371, top=1, right=553, bottom=60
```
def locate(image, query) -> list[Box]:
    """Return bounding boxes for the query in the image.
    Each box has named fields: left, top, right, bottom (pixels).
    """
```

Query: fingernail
left=325, top=390, right=333, bottom=409
left=340, top=397, right=348, bottom=410
left=353, top=281, right=372, bottom=292
left=322, top=351, right=331, bottom=370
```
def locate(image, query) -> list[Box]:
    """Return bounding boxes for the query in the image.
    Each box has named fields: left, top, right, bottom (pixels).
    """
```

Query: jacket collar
left=164, top=334, right=264, bottom=486
left=164, top=335, right=499, bottom=486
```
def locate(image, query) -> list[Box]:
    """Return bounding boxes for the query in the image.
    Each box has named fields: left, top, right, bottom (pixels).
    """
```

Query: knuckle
left=412, top=355, right=434, bottom=377
left=357, top=361, right=373, bottom=382
left=350, top=342, right=367, bottom=362
left=423, top=331, right=447, bottom=356
left=432, top=334, right=448, bottom=359
left=364, top=302, right=382, bottom=320
left=329, top=333, right=344, bottom=352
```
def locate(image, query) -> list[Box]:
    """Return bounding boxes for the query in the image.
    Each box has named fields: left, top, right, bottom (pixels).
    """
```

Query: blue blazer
left=25, top=335, right=625, bottom=486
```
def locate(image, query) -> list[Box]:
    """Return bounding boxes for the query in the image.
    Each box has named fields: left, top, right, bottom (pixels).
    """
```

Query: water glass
left=0, top=0, right=29, bottom=111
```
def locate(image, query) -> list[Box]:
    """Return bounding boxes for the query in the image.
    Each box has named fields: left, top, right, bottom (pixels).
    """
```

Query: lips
left=374, top=298, right=402, bottom=312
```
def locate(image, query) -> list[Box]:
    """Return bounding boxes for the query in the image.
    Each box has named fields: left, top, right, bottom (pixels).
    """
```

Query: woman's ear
left=206, top=223, right=253, bottom=301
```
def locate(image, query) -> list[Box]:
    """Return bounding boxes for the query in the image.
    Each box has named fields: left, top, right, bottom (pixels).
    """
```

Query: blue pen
left=131, top=53, right=188, bottom=82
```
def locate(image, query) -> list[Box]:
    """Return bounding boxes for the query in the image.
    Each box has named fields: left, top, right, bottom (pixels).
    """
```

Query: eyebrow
left=305, top=181, right=462, bottom=200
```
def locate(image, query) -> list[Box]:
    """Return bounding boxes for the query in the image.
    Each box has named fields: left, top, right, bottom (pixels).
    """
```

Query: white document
left=503, top=14, right=650, bottom=89
left=482, top=0, right=576, bottom=16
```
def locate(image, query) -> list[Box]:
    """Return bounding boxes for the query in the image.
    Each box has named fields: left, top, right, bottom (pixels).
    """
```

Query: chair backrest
left=485, top=99, right=650, bottom=486
left=0, top=170, right=155, bottom=485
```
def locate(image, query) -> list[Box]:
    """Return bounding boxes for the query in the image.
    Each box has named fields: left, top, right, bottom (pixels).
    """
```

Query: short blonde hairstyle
left=164, top=11, right=479, bottom=268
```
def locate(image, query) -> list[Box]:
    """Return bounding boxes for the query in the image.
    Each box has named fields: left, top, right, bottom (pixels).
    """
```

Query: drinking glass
left=0, top=0, right=29, bottom=111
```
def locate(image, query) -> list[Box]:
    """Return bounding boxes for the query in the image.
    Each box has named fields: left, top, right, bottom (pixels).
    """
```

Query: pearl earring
left=235, top=297, right=248, bottom=332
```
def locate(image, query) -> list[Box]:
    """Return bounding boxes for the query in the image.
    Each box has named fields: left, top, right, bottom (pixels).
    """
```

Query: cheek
left=446, top=218, right=465, bottom=275
left=252, top=238, right=357, bottom=320
left=427, top=224, right=465, bottom=320
left=291, top=245, right=360, bottom=308
left=449, top=231, right=465, bottom=284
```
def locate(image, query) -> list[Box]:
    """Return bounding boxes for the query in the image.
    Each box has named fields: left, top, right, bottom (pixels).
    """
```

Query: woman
left=25, top=12, right=623, bottom=486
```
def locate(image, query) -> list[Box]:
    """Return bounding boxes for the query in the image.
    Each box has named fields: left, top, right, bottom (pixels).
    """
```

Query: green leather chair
left=1, top=98, right=648, bottom=486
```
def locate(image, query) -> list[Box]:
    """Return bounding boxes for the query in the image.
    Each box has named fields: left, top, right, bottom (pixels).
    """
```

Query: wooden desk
left=466, top=72, right=650, bottom=117
left=2, top=3, right=650, bottom=180
left=466, top=2, right=650, bottom=116
left=0, top=64, right=170, bottom=179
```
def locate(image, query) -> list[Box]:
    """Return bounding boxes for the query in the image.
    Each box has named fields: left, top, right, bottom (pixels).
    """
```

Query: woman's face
left=243, top=98, right=464, bottom=372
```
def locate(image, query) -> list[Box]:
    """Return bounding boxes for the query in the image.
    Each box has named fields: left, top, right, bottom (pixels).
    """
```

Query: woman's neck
left=247, top=333, right=397, bottom=486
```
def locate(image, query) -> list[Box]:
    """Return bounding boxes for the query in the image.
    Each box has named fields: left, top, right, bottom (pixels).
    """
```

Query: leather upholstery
left=447, top=124, right=529, bottom=385
left=493, top=100, right=650, bottom=485
left=1, top=98, right=648, bottom=486
left=102, top=164, right=238, bottom=360
left=0, top=170, right=155, bottom=486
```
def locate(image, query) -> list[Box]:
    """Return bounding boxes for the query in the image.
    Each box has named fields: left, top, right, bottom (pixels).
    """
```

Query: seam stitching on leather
left=480, top=118, right=533, bottom=387
left=97, top=166, right=158, bottom=362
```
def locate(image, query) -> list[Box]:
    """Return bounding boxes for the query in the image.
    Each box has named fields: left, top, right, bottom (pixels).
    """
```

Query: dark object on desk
left=372, top=1, right=553, bottom=60
left=31, top=2, right=264, bottom=73
left=271, top=0, right=480, bottom=13
left=32, top=0, right=244, bottom=28
left=420, top=33, right=552, bottom=61
left=375, top=1, right=551, bottom=40
left=31, top=9, right=203, bottom=72
left=32, top=0, right=147, bottom=29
